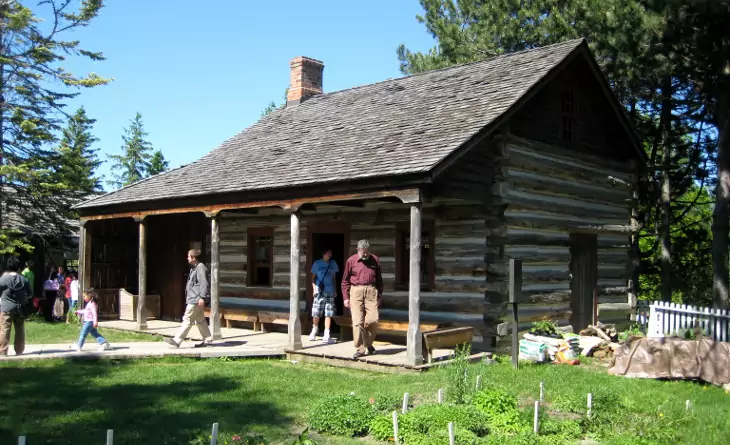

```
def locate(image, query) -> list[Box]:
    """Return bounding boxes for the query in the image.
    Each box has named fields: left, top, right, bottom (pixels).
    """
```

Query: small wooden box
left=119, top=288, right=161, bottom=321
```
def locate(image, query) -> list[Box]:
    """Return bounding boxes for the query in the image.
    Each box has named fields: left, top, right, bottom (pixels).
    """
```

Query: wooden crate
left=118, top=288, right=161, bottom=321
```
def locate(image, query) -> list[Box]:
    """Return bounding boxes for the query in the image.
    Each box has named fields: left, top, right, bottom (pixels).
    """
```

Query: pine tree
left=0, top=0, right=109, bottom=254
left=108, top=113, right=154, bottom=188
left=148, top=150, right=169, bottom=176
left=398, top=0, right=716, bottom=305
left=54, top=107, right=103, bottom=195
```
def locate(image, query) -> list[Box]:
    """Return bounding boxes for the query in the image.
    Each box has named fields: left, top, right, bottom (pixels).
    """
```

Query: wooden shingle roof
left=78, top=39, right=595, bottom=211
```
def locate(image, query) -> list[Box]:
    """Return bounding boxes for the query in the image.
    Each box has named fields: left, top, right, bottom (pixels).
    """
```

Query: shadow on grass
left=0, top=358, right=290, bottom=445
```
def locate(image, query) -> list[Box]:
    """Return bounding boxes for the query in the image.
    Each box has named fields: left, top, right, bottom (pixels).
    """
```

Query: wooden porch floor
left=1, top=319, right=468, bottom=371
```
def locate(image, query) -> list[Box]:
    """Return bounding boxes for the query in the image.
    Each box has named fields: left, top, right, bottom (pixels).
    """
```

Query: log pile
left=579, top=322, right=619, bottom=342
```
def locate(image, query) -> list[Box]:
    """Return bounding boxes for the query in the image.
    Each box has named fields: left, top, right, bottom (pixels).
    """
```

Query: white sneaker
left=73, top=343, right=82, bottom=352
left=308, top=329, right=318, bottom=341
left=322, top=335, right=334, bottom=344
left=98, top=342, right=111, bottom=352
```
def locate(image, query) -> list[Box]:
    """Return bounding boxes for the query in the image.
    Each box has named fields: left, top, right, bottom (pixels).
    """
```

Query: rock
left=593, top=350, right=608, bottom=359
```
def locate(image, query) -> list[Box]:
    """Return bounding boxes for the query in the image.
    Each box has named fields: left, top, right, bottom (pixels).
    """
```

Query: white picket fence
left=16, top=423, right=221, bottom=444
left=647, top=301, right=730, bottom=343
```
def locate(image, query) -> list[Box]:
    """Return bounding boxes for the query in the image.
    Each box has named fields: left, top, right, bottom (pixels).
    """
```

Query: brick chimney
left=287, top=56, right=324, bottom=106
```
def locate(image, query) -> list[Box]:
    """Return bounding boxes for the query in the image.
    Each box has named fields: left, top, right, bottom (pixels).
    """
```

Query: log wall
left=488, top=134, right=636, bottom=338
left=217, top=197, right=494, bottom=348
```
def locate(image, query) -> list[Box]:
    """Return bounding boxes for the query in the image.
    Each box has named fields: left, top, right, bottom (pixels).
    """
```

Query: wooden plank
left=422, top=326, right=475, bottom=351
left=288, top=210, right=302, bottom=349
left=259, top=311, right=290, bottom=324
left=210, top=215, right=222, bottom=339
left=137, top=218, right=147, bottom=330
left=80, top=188, right=421, bottom=221
left=407, top=203, right=424, bottom=365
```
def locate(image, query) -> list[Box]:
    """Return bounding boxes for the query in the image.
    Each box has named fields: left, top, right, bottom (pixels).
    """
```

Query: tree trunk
left=659, top=76, right=673, bottom=302
left=712, top=86, right=730, bottom=309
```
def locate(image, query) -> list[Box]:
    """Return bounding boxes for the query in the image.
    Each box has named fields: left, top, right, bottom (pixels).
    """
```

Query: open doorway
left=306, top=223, right=350, bottom=334
left=569, top=233, right=598, bottom=333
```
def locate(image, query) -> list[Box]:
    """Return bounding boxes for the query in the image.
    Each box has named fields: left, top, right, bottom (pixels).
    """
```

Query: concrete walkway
left=1, top=319, right=289, bottom=361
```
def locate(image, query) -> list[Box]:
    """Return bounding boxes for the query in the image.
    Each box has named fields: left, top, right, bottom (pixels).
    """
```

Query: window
left=396, top=221, right=435, bottom=291
left=247, top=227, right=273, bottom=286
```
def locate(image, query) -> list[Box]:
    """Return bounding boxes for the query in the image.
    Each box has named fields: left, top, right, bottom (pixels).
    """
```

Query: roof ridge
left=311, top=38, right=586, bottom=101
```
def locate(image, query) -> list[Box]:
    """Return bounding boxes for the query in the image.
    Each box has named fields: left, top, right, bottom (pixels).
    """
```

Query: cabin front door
left=569, top=233, right=598, bottom=333
left=305, top=222, right=350, bottom=333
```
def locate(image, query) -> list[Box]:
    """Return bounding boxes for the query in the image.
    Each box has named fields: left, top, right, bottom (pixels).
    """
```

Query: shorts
left=312, top=292, right=335, bottom=318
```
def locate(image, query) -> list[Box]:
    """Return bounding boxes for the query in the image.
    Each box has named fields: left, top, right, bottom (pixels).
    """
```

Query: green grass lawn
left=0, top=352, right=728, bottom=445
left=22, top=315, right=161, bottom=344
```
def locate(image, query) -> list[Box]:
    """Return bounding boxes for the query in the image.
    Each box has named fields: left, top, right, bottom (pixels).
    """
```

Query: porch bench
left=333, top=316, right=440, bottom=341
left=421, top=326, right=475, bottom=363
left=203, top=307, right=261, bottom=330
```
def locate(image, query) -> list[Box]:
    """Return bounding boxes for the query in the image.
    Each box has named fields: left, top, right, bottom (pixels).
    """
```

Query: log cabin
left=74, top=38, right=645, bottom=364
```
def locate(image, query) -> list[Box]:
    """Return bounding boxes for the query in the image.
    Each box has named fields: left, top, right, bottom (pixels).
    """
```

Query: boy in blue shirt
left=309, top=248, right=339, bottom=343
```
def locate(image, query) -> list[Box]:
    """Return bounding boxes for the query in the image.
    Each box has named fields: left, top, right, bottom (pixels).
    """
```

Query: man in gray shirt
left=164, top=249, right=213, bottom=348
left=0, top=256, right=32, bottom=356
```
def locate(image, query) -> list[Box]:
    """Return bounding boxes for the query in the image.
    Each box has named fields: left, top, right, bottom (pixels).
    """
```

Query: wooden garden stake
left=448, top=422, right=455, bottom=445
left=438, top=388, right=444, bottom=403
left=587, top=393, right=593, bottom=418
left=402, top=393, right=409, bottom=414
left=539, top=381, right=544, bottom=403
left=392, top=411, right=400, bottom=445
left=476, top=375, right=482, bottom=391
left=533, top=401, right=540, bottom=434
left=210, top=422, right=219, bottom=445
left=509, top=259, right=522, bottom=370
left=106, top=429, right=114, bottom=445
left=17, top=437, right=26, bottom=445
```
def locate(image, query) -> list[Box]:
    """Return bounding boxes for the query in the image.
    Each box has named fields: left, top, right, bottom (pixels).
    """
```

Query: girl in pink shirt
left=73, top=289, right=111, bottom=352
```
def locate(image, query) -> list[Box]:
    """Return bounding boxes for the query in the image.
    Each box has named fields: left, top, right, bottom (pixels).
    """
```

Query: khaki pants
left=173, top=304, right=212, bottom=343
left=0, top=311, right=25, bottom=355
left=350, top=285, right=379, bottom=353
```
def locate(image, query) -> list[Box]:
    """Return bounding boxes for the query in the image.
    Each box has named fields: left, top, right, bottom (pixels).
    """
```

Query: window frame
left=395, top=220, right=436, bottom=292
left=246, top=227, right=274, bottom=287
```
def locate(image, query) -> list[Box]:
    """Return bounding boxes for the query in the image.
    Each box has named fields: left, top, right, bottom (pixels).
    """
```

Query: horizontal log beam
left=80, top=188, right=422, bottom=221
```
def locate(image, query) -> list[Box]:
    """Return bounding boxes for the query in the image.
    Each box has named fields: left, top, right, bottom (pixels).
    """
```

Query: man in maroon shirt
left=341, top=239, right=383, bottom=359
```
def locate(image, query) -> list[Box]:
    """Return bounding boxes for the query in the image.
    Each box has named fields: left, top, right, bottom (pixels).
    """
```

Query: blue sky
left=57, top=0, right=435, bottom=190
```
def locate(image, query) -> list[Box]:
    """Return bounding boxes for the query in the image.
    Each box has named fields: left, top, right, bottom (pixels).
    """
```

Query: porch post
left=136, top=217, right=147, bottom=330
left=209, top=212, right=222, bottom=340
left=407, top=202, right=424, bottom=365
left=288, top=210, right=302, bottom=350
left=78, top=220, right=91, bottom=294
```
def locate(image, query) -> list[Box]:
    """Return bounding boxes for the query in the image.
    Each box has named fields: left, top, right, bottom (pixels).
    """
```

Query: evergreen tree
left=0, top=0, right=109, bottom=254
left=108, top=113, right=154, bottom=188
left=54, top=107, right=103, bottom=195
left=398, top=0, right=716, bottom=306
left=148, top=150, right=169, bottom=176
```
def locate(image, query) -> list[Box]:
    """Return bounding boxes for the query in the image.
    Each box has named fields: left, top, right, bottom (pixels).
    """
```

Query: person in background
left=309, top=248, right=340, bottom=344
left=73, top=288, right=111, bottom=351
left=66, top=272, right=79, bottom=323
left=43, top=271, right=60, bottom=322
left=0, top=256, right=32, bottom=356
left=163, top=249, right=213, bottom=348
left=21, top=260, right=34, bottom=297
left=341, top=239, right=383, bottom=359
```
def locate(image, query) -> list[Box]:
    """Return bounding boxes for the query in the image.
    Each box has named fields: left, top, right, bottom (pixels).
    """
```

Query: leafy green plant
left=370, top=393, right=409, bottom=413
left=400, top=403, right=490, bottom=437
left=403, top=426, right=477, bottom=445
left=369, top=414, right=398, bottom=442
left=529, top=318, right=560, bottom=338
left=471, top=387, right=522, bottom=433
left=445, top=343, right=472, bottom=404
left=540, top=418, right=582, bottom=439
left=618, top=324, right=645, bottom=342
left=306, top=393, right=376, bottom=437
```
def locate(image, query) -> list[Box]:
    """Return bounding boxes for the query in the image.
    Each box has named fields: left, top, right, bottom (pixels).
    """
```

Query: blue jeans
left=77, top=321, right=106, bottom=348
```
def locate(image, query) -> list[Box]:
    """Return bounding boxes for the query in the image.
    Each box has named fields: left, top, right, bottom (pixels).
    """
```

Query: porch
left=78, top=188, right=468, bottom=367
